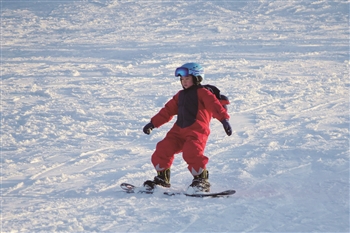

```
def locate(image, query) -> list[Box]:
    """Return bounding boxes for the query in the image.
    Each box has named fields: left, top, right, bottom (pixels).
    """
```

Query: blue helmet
left=175, top=63, right=204, bottom=84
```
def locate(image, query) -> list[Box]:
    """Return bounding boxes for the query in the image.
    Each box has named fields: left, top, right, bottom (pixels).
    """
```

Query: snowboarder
left=142, top=63, right=232, bottom=193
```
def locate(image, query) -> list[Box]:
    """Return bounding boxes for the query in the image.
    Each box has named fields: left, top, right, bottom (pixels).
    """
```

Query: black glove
left=221, top=119, right=232, bottom=136
left=143, top=122, right=155, bottom=135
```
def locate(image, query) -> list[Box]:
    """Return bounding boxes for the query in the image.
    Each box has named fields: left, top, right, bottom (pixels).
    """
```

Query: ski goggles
left=175, top=67, right=204, bottom=77
left=174, top=67, right=190, bottom=77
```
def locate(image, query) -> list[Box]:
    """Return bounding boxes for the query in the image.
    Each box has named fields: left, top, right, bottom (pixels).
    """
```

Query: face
left=180, top=75, right=194, bottom=89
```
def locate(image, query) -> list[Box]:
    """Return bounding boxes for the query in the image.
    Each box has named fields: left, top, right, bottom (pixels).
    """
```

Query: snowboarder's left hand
left=221, top=119, right=232, bottom=136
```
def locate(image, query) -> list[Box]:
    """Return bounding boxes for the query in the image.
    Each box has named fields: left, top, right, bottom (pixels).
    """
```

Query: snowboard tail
left=120, top=182, right=235, bottom=198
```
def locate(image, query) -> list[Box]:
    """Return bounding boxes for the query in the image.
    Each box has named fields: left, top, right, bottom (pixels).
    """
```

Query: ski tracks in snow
left=3, top=133, right=138, bottom=199
left=3, top=147, right=111, bottom=197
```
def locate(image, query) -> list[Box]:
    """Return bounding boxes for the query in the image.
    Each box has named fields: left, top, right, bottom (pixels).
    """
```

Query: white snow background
left=1, top=0, right=349, bottom=232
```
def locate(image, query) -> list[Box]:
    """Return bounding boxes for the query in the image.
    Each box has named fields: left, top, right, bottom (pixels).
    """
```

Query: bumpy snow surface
left=1, top=0, right=349, bottom=232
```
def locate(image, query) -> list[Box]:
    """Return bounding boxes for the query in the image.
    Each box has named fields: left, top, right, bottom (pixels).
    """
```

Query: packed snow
left=1, top=0, right=349, bottom=232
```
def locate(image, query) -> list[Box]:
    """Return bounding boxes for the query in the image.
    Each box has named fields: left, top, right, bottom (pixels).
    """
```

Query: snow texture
left=1, top=0, right=349, bottom=232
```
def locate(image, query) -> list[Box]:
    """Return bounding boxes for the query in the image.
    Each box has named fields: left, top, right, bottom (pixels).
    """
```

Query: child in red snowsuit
left=143, top=63, right=232, bottom=193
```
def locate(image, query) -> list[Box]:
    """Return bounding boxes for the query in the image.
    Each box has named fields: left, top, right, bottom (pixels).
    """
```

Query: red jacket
left=151, top=85, right=229, bottom=132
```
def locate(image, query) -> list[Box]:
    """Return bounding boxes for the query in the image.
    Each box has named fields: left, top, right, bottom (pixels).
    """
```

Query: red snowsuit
left=150, top=85, right=230, bottom=176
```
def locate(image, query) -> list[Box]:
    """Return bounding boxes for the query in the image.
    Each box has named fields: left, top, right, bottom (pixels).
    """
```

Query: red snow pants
left=151, top=122, right=209, bottom=176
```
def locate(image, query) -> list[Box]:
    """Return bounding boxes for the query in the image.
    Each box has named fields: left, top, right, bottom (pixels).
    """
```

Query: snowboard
left=120, top=182, right=236, bottom=198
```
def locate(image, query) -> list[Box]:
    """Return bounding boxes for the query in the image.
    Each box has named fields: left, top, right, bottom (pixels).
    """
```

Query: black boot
left=143, top=169, right=171, bottom=191
left=187, top=169, right=210, bottom=193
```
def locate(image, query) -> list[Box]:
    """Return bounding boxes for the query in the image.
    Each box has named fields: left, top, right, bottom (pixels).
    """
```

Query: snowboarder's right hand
left=143, top=122, right=155, bottom=135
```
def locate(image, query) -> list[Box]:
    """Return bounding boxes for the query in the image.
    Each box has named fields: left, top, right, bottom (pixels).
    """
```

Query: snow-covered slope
left=1, top=0, right=349, bottom=232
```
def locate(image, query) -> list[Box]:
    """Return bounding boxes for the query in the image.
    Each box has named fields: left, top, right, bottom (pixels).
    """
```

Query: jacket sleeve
left=199, top=88, right=230, bottom=121
left=151, top=92, right=179, bottom=128
left=220, top=94, right=230, bottom=111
